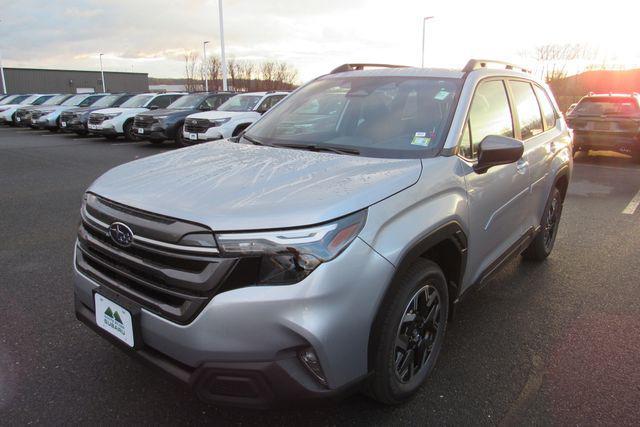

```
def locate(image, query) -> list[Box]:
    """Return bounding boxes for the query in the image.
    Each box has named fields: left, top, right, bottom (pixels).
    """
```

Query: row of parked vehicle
left=0, top=90, right=289, bottom=147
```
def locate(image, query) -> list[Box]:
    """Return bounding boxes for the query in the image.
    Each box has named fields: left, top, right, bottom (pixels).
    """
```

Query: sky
left=1, top=0, right=640, bottom=84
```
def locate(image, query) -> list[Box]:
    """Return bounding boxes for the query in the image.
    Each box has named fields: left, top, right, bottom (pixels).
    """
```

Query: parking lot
left=1, top=127, right=639, bottom=425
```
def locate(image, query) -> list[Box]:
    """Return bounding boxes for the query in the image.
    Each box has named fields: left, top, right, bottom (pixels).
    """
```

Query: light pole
left=421, top=16, right=434, bottom=68
left=0, top=52, right=7, bottom=94
left=203, top=41, right=210, bottom=91
left=218, top=0, right=228, bottom=91
left=99, top=53, right=106, bottom=92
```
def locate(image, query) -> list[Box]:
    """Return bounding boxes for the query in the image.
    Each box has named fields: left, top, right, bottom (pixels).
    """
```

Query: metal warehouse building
left=0, top=67, right=149, bottom=94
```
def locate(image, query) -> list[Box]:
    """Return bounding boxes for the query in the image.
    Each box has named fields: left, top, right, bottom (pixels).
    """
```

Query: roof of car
left=584, top=93, right=638, bottom=98
left=325, top=67, right=465, bottom=79
left=238, top=91, right=289, bottom=96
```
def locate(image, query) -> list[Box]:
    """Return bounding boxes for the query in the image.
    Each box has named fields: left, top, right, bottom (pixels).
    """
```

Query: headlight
left=104, top=113, right=122, bottom=119
left=216, top=210, right=367, bottom=285
left=0, top=108, right=9, bottom=113
left=209, top=117, right=231, bottom=127
left=154, top=115, right=169, bottom=120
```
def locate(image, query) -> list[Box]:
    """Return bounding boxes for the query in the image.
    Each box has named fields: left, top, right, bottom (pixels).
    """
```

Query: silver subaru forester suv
left=74, top=60, right=572, bottom=407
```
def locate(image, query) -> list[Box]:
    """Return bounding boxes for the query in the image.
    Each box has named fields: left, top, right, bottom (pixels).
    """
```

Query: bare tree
left=227, top=58, right=239, bottom=90
left=184, top=51, right=200, bottom=92
left=202, top=56, right=221, bottom=90
left=530, top=43, right=598, bottom=83
left=260, top=60, right=277, bottom=90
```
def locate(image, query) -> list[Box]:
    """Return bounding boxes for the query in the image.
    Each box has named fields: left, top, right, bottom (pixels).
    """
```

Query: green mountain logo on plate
left=104, top=307, right=123, bottom=325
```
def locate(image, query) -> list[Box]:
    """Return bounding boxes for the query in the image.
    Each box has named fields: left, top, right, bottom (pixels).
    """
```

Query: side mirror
left=473, top=135, right=524, bottom=174
left=149, top=105, right=159, bottom=110
left=199, top=105, right=212, bottom=111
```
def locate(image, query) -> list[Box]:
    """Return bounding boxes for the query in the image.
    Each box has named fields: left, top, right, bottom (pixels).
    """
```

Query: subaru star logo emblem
left=109, top=222, right=134, bottom=247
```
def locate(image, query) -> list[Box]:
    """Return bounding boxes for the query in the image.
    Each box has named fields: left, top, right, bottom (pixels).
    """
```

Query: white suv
left=88, top=93, right=185, bottom=140
left=182, top=91, right=288, bottom=145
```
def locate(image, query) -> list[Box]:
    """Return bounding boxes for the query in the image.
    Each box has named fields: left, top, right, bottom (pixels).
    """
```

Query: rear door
left=460, top=79, right=533, bottom=287
left=508, top=80, right=561, bottom=226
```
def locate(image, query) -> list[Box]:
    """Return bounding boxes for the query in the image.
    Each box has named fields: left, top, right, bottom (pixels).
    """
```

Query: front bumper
left=132, top=125, right=169, bottom=141
left=73, top=237, right=394, bottom=407
left=183, top=128, right=224, bottom=143
left=35, top=116, right=58, bottom=129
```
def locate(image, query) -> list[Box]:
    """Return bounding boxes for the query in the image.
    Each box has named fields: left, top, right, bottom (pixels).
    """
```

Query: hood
left=89, top=141, right=422, bottom=231
left=64, top=106, right=100, bottom=114
left=94, top=107, right=147, bottom=117
left=188, top=110, right=256, bottom=120
left=36, top=105, right=69, bottom=114
left=138, top=108, right=194, bottom=119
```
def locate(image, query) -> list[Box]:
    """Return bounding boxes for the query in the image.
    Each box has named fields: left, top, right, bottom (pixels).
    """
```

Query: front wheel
left=368, top=259, right=449, bottom=405
left=522, top=187, right=564, bottom=261
left=174, top=124, right=191, bottom=147
left=123, top=121, right=136, bottom=141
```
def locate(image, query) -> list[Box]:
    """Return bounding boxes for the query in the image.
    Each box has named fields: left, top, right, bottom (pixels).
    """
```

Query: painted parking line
left=622, top=189, right=640, bottom=215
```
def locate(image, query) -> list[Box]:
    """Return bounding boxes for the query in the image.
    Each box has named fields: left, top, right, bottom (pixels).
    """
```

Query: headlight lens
left=105, top=113, right=122, bottom=119
left=216, top=209, right=367, bottom=285
left=209, top=117, right=231, bottom=127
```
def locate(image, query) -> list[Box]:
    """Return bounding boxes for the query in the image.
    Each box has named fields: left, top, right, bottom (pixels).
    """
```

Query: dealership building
left=0, top=67, right=149, bottom=94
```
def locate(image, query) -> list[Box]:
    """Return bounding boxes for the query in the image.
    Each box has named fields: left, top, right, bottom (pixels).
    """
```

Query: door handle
left=516, top=160, right=529, bottom=174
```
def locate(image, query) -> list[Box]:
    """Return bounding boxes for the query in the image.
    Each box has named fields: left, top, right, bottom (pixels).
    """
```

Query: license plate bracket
left=93, top=287, right=142, bottom=349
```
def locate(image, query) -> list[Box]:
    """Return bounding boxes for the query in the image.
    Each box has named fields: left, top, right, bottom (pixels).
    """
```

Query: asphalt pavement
left=1, top=127, right=639, bottom=425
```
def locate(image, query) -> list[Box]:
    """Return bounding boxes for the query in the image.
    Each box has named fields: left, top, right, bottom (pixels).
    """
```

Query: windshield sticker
left=411, top=132, right=432, bottom=147
left=434, top=90, right=450, bottom=101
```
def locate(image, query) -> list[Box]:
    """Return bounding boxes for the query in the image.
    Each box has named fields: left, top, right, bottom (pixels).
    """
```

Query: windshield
left=245, top=76, right=461, bottom=158
left=61, top=95, right=84, bottom=106
left=167, top=94, right=206, bottom=109
left=120, top=94, right=154, bottom=108
left=573, top=97, right=639, bottom=116
left=31, top=95, right=53, bottom=105
left=1, top=95, right=29, bottom=105
left=42, top=95, right=70, bottom=106
left=218, top=95, right=262, bottom=112
left=19, top=95, right=41, bottom=104
left=91, top=95, right=121, bottom=108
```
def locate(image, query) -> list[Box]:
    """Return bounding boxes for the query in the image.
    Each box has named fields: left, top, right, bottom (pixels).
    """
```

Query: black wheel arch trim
left=367, top=221, right=467, bottom=371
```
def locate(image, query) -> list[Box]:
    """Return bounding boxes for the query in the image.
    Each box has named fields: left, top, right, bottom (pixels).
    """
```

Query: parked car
left=0, top=94, right=54, bottom=125
left=0, top=94, right=31, bottom=106
left=566, top=93, right=640, bottom=161
left=87, top=93, right=185, bottom=140
left=182, top=91, right=288, bottom=144
left=59, top=93, right=135, bottom=136
left=15, top=94, right=75, bottom=127
left=132, top=92, right=235, bottom=146
left=31, top=93, right=109, bottom=131
left=73, top=60, right=571, bottom=407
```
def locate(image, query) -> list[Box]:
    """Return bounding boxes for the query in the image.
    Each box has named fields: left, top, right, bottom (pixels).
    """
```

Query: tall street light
left=0, top=51, right=7, bottom=94
left=99, top=53, right=106, bottom=92
left=421, top=16, right=434, bottom=68
left=203, top=41, right=210, bottom=91
left=218, top=0, right=228, bottom=91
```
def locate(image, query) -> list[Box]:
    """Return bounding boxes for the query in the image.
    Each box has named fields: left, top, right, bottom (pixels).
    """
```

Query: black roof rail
left=330, top=63, right=409, bottom=74
left=463, top=59, right=531, bottom=74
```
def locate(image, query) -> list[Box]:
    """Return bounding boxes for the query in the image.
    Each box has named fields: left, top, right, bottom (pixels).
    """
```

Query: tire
left=232, top=123, right=249, bottom=137
left=522, top=187, right=564, bottom=261
left=368, top=259, right=449, bottom=405
left=49, top=118, right=61, bottom=133
left=123, top=120, right=135, bottom=141
left=174, top=124, right=190, bottom=147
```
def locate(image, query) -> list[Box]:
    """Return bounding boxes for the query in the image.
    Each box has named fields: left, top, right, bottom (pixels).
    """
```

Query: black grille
left=76, top=194, right=237, bottom=324
left=89, top=114, right=106, bottom=125
left=134, top=115, right=157, bottom=128
left=60, top=112, right=75, bottom=122
left=16, top=109, right=31, bottom=120
left=185, top=118, right=213, bottom=133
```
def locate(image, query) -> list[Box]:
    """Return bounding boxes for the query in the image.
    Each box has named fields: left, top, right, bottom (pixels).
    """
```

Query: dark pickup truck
left=132, top=92, right=235, bottom=146
left=566, top=93, right=640, bottom=162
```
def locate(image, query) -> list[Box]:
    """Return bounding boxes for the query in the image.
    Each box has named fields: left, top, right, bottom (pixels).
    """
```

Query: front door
left=458, top=79, right=532, bottom=290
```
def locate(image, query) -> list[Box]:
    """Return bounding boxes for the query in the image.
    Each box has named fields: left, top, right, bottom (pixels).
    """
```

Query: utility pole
left=203, top=41, right=210, bottom=91
left=218, top=0, right=228, bottom=90
left=99, top=53, right=106, bottom=92
left=0, top=52, right=7, bottom=94
left=421, top=16, right=434, bottom=68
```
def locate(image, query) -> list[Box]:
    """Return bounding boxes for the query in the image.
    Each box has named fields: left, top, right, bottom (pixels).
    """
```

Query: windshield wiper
left=277, top=143, right=360, bottom=156
left=242, top=134, right=271, bottom=146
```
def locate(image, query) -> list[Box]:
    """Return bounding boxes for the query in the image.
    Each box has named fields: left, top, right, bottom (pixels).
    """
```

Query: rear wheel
left=368, top=259, right=448, bottom=404
left=522, top=187, right=563, bottom=261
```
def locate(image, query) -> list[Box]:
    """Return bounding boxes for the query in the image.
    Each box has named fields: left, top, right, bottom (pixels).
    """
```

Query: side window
left=510, top=81, right=544, bottom=140
left=79, top=95, right=103, bottom=107
left=256, top=95, right=285, bottom=113
left=463, top=80, right=514, bottom=159
left=149, top=95, right=173, bottom=109
left=533, top=85, right=557, bottom=130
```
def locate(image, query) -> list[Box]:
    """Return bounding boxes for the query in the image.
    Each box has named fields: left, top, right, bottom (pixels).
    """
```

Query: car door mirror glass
left=473, top=135, right=524, bottom=174
left=149, top=105, right=159, bottom=110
